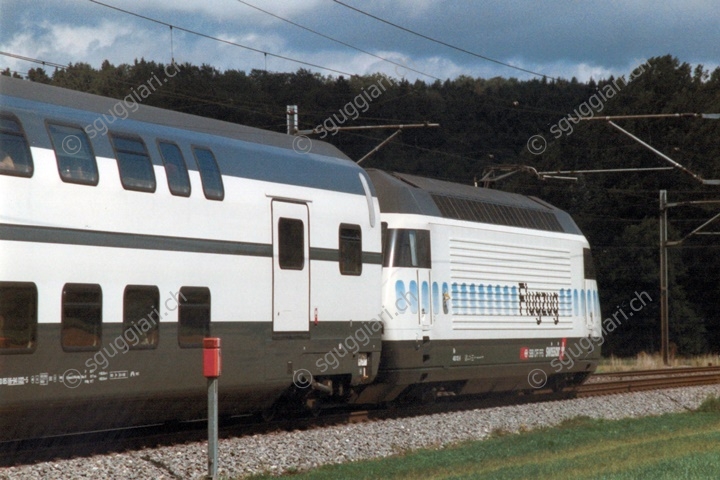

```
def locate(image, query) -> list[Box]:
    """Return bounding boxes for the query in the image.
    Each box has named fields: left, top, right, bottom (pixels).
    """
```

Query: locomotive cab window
left=123, top=286, right=160, bottom=349
left=278, top=218, right=305, bottom=270
left=61, top=284, right=102, bottom=351
left=110, top=134, right=156, bottom=192
left=0, top=282, right=37, bottom=353
left=192, top=147, right=224, bottom=200
left=178, top=287, right=210, bottom=348
left=583, top=248, right=597, bottom=280
left=158, top=141, right=191, bottom=197
left=47, top=123, right=99, bottom=185
left=339, top=224, right=362, bottom=275
left=0, top=115, right=33, bottom=177
left=383, top=228, right=431, bottom=268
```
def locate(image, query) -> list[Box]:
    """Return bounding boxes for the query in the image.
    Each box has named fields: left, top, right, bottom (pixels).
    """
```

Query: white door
left=272, top=201, right=310, bottom=332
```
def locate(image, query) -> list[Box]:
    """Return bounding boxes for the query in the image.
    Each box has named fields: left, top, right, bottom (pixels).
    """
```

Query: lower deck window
left=0, top=282, right=37, bottom=353
left=178, top=287, right=210, bottom=348
left=62, top=283, right=102, bottom=351
left=123, top=286, right=160, bottom=349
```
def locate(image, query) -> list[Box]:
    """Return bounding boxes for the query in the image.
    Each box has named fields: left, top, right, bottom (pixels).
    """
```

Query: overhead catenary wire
left=0, top=51, right=67, bottom=70
left=87, top=0, right=356, bottom=77
left=332, top=0, right=555, bottom=81
left=235, top=0, right=441, bottom=81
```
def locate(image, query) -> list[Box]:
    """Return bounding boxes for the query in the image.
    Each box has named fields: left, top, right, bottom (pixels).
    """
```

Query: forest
left=4, top=54, right=720, bottom=357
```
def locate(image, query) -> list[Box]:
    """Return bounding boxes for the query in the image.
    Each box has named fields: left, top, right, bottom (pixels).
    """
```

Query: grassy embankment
left=246, top=395, right=720, bottom=479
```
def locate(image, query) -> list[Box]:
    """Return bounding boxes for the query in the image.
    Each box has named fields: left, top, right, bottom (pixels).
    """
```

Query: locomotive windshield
left=382, top=227, right=431, bottom=268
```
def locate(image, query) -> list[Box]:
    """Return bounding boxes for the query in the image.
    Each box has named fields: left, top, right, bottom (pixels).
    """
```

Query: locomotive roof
left=365, top=169, right=582, bottom=234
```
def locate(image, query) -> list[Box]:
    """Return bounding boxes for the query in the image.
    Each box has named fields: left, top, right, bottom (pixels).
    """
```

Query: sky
left=0, top=0, right=718, bottom=84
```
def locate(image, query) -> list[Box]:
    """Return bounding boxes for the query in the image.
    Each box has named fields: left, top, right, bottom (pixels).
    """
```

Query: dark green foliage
left=6, top=55, right=720, bottom=356
left=696, top=395, right=720, bottom=413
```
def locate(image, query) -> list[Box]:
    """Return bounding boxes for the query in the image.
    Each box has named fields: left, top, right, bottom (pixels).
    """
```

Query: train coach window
left=47, top=123, right=99, bottom=185
left=109, top=134, right=156, bottom=192
left=61, top=284, right=102, bottom=352
left=192, top=147, right=224, bottom=201
left=278, top=218, right=305, bottom=270
left=0, top=282, right=37, bottom=353
left=339, top=224, right=362, bottom=275
left=158, top=141, right=191, bottom=197
left=178, top=287, right=210, bottom=348
left=123, top=286, right=159, bottom=349
left=0, top=115, right=33, bottom=178
left=383, top=229, right=431, bottom=269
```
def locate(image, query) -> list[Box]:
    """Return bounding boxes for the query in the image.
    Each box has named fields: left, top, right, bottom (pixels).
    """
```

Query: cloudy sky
left=1, top=0, right=718, bottom=83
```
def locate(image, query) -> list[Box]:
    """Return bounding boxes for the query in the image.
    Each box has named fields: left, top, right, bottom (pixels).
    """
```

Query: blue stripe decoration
left=468, top=283, right=476, bottom=315
left=409, top=280, right=419, bottom=314
left=395, top=280, right=407, bottom=313
left=478, top=284, right=486, bottom=315
left=503, top=285, right=510, bottom=315
left=393, top=280, right=599, bottom=319
left=421, top=281, right=429, bottom=315
left=573, top=289, right=579, bottom=317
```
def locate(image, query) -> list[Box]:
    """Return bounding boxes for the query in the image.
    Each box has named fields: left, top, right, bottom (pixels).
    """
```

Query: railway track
left=3, top=366, right=719, bottom=467
left=574, top=365, right=720, bottom=397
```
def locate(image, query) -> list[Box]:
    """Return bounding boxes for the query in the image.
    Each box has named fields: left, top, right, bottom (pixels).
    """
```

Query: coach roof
left=1, top=76, right=376, bottom=196
left=0, top=75, right=347, bottom=159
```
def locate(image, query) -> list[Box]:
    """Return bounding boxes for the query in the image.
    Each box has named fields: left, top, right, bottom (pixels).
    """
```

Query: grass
left=244, top=396, right=720, bottom=479
left=596, top=352, right=719, bottom=372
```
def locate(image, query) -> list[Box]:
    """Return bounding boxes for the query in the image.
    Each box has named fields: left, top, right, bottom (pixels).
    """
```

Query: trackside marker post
left=203, top=337, right=221, bottom=479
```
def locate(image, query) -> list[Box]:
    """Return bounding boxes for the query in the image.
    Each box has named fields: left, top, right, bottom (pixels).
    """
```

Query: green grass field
left=246, top=396, right=720, bottom=480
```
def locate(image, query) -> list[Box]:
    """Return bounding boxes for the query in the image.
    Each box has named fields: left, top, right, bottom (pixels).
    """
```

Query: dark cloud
left=1, top=0, right=718, bottom=81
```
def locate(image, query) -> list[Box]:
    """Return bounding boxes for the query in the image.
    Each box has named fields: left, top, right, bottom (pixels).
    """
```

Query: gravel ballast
left=3, top=385, right=719, bottom=479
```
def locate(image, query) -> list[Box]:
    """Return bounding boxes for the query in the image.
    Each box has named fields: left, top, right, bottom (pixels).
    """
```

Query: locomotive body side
left=354, top=170, right=601, bottom=404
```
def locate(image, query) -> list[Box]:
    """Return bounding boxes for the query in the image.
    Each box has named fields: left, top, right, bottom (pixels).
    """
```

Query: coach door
left=272, top=201, right=310, bottom=332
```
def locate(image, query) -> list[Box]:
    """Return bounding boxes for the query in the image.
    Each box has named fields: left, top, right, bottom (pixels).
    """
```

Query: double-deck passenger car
left=0, top=76, right=382, bottom=439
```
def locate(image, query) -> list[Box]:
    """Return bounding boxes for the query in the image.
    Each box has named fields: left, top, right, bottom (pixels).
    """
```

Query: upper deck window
left=0, top=115, right=33, bottom=177
left=158, top=141, right=191, bottom=197
left=47, top=123, right=99, bottom=185
left=192, top=147, right=224, bottom=200
left=110, top=134, right=156, bottom=192
left=382, top=228, right=431, bottom=268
